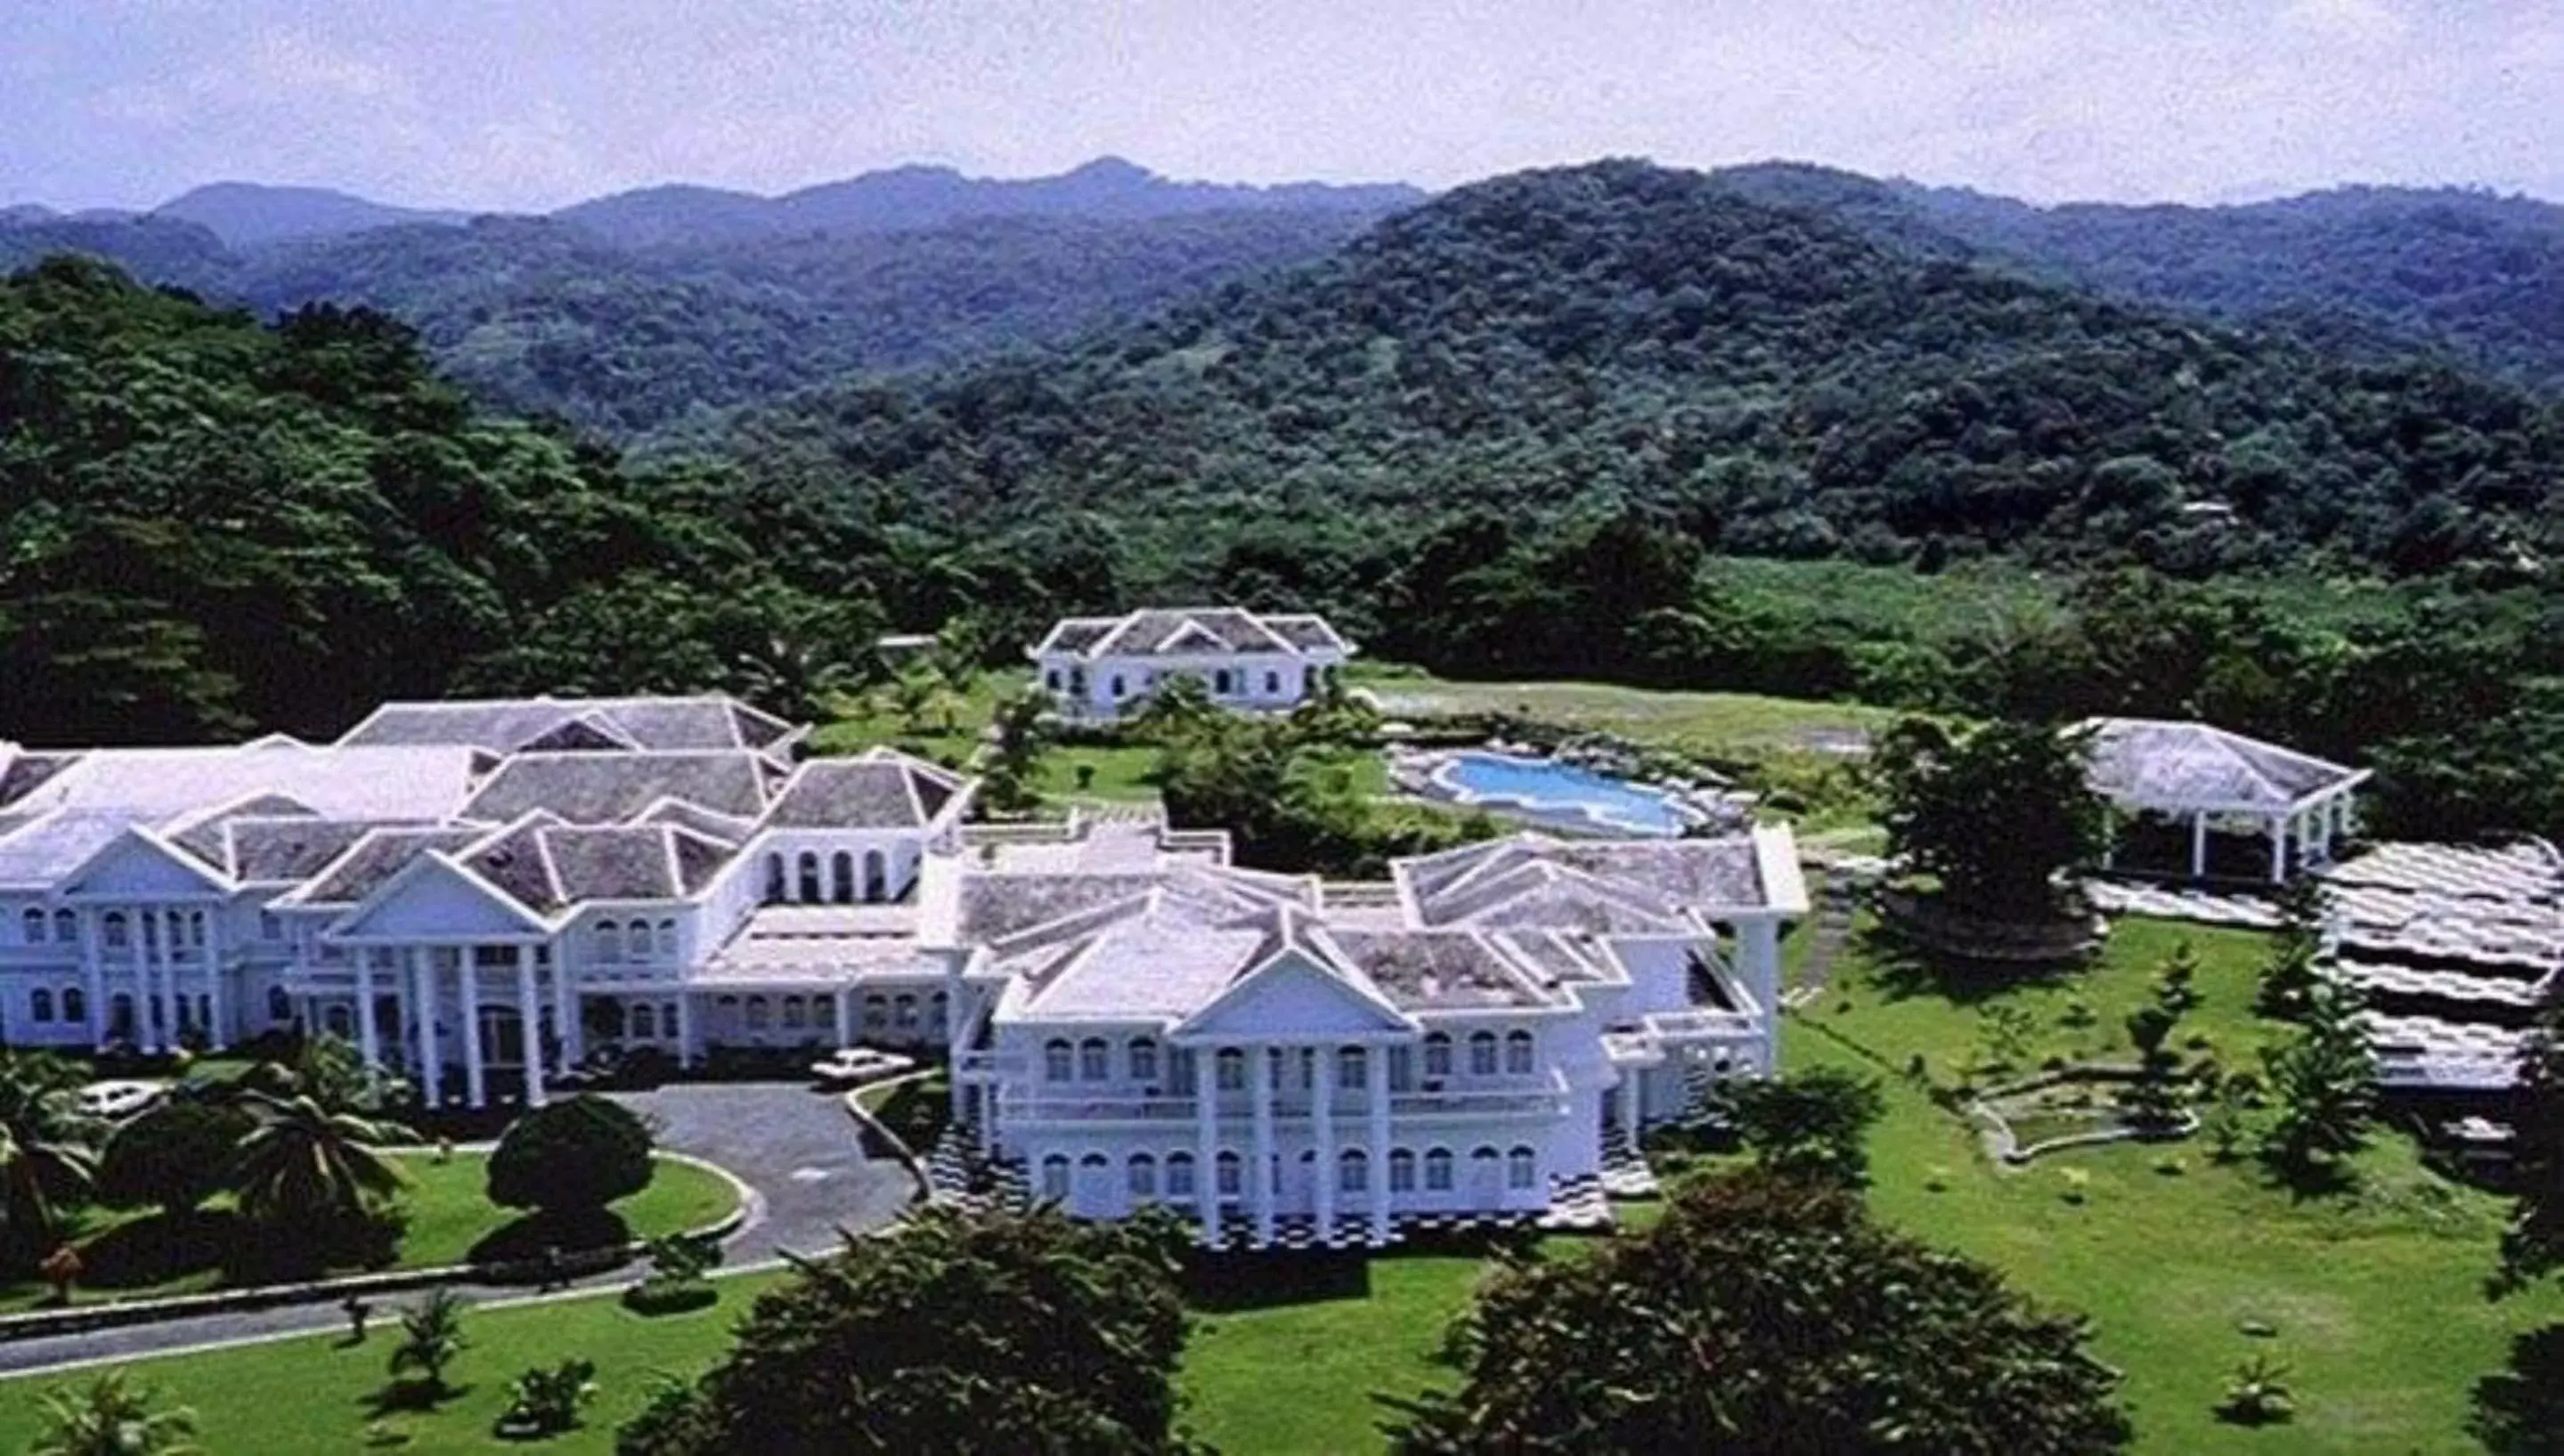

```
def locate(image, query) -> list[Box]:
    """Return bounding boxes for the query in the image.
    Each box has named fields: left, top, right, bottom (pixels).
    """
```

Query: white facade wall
left=1036, top=650, right=1347, bottom=723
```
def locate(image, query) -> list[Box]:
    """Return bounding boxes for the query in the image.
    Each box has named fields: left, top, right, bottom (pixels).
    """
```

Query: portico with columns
left=2081, top=717, right=2370, bottom=886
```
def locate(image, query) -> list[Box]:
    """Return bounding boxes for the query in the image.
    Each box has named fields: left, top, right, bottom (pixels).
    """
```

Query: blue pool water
left=1436, top=752, right=1690, bottom=835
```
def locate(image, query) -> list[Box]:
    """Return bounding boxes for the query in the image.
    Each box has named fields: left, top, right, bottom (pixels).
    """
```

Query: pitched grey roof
left=544, top=826, right=697, bottom=902
left=294, top=827, right=489, bottom=906
left=763, top=751, right=965, bottom=830
left=631, top=797, right=757, bottom=846
left=1263, top=614, right=1353, bottom=652
left=1396, top=834, right=1769, bottom=928
left=460, top=752, right=773, bottom=825
left=2081, top=718, right=2362, bottom=811
left=0, top=752, right=84, bottom=809
left=962, top=864, right=1313, bottom=947
left=0, top=744, right=479, bottom=822
left=338, top=695, right=797, bottom=754
left=224, top=817, right=409, bottom=884
left=1325, top=929, right=1561, bottom=1010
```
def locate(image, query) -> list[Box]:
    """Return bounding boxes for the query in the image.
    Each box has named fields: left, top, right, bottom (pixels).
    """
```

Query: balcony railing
left=997, top=1070, right=1570, bottom=1124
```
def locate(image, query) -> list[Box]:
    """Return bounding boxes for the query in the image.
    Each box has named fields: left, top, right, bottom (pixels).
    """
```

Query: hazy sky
left=4, top=0, right=2558, bottom=212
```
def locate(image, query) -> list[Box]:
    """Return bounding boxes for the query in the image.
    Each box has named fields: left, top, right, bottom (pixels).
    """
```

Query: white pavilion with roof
left=2081, top=718, right=2369, bottom=884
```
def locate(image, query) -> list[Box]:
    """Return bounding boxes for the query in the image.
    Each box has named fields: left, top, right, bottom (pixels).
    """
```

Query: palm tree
left=0, top=1051, right=102, bottom=1269
left=27, top=1370, right=201, bottom=1456
left=389, top=1287, right=471, bottom=1395
left=225, top=1092, right=411, bottom=1228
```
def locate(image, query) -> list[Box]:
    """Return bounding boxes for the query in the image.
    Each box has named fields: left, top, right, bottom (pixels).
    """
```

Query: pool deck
left=1393, top=746, right=1705, bottom=838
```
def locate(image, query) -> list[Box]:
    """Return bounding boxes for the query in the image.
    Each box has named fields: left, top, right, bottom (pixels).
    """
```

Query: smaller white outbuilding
left=2080, top=717, right=2369, bottom=884
left=1029, top=607, right=1355, bottom=723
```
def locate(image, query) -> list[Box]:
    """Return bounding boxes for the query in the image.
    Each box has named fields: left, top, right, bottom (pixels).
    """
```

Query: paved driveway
left=0, top=1082, right=911, bottom=1377
left=614, top=1081, right=916, bottom=1260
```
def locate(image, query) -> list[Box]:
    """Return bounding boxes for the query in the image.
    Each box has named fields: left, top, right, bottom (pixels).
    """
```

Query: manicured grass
left=4, top=1153, right=737, bottom=1312
left=0, top=1273, right=789, bottom=1456
left=1350, top=664, right=1893, bottom=757
left=1040, top=744, right=1162, bottom=802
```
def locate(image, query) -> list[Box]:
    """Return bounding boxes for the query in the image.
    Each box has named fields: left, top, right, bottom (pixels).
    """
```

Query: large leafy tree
left=0, top=1051, right=102, bottom=1273
left=224, top=1092, right=411, bottom=1229
left=1875, top=716, right=2106, bottom=920
left=1387, top=1168, right=2131, bottom=1454
left=2496, top=1009, right=2564, bottom=1293
left=1710, top=1067, right=1887, bottom=1186
left=485, top=1094, right=655, bottom=1218
left=615, top=1204, right=1196, bottom=1456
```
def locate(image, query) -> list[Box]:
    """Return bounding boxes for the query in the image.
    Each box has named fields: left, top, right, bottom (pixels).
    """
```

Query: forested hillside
left=1712, top=162, right=2564, bottom=394
left=0, top=258, right=884, bottom=744
left=717, top=159, right=2563, bottom=583
left=0, top=208, right=1382, bottom=436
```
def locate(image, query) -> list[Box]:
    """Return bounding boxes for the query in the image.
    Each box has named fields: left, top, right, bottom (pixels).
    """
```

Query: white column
left=674, top=993, right=696, bottom=1069
left=835, top=988, right=854, bottom=1047
left=203, top=909, right=226, bottom=1050
left=458, top=950, right=486, bottom=1109
left=152, top=908, right=176, bottom=1052
left=2268, top=813, right=2288, bottom=884
left=2190, top=812, right=2210, bottom=880
left=354, top=946, right=381, bottom=1068
left=2098, top=804, right=2116, bottom=869
left=1313, top=1044, right=1337, bottom=1241
left=1250, top=1045, right=1277, bottom=1245
left=411, top=947, right=441, bottom=1107
left=79, top=909, right=107, bottom=1050
left=1366, top=1042, right=1392, bottom=1241
left=554, top=946, right=583, bottom=1068
left=517, top=945, right=546, bottom=1107
left=1620, top=1070, right=1642, bottom=1143
left=1195, top=1045, right=1223, bottom=1245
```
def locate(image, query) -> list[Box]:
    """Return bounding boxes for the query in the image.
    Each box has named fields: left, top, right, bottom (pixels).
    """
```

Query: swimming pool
left=1429, top=751, right=1693, bottom=836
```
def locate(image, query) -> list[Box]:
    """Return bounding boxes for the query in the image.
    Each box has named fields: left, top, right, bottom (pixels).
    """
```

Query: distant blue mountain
left=155, top=183, right=472, bottom=248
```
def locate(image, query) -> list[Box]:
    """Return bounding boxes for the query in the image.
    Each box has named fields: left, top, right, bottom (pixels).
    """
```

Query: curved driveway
left=0, top=1082, right=909, bottom=1378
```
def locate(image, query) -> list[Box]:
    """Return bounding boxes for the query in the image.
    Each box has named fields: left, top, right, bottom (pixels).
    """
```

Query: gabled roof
left=337, top=695, right=799, bottom=754
left=0, top=750, right=84, bottom=810
left=2080, top=718, right=2365, bottom=812
left=288, top=826, right=491, bottom=907
left=1396, top=831, right=1789, bottom=928
left=761, top=748, right=968, bottom=830
left=453, top=815, right=738, bottom=915
left=0, top=743, right=479, bottom=822
left=460, top=751, right=774, bottom=825
left=1323, top=927, right=1575, bottom=1011
left=1030, top=606, right=1354, bottom=661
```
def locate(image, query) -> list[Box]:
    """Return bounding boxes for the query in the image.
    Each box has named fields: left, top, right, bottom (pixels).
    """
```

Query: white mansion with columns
left=2, top=692, right=1803, bottom=1241
left=1030, top=606, right=1355, bottom=723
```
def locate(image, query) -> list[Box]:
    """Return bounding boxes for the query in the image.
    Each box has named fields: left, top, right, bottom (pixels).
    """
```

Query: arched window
left=1041, top=1156, right=1070, bottom=1200
left=29, top=988, right=53, bottom=1022
left=1504, top=1029, right=1535, bottom=1075
left=1424, top=1147, right=1453, bottom=1192
left=61, top=986, right=85, bottom=1023
left=53, top=909, right=75, bottom=943
left=893, top=994, right=917, bottom=1029
left=1388, top=1045, right=1414, bottom=1091
left=1110, top=675, right=1126, bottom=699
left=744, top=995, right=770, bottom=1030
left=797, top=852, right=822, bottom=903
left=1081, top=1151, right=1110, bottom=1173
left=103, top=912, right=128, bottom=949
left=864, top=850, right=889, bottom=901
left=595, top=920, right=623, bottom=963
left=21, top=908, right=44, bottom=944
left=866, top=995, right=889, bottom=1031
left=764, top=854, right=786, bottom=904
left=781, top=996, right=807, bottom=1030
left=1468, top=1031, right=1499, bottom=1076
left=1472, top=1146, right=1502, bottom=1183
left=1127, top=1037, right=1160, bottom=1083
left=632, top=1003, right=657, bottom=1038
left=1213, top=669, right=1233, bottom=694
left=658, top=919, right=677, bottom=956
left=1045, top=1039, right=1075, bottom=1082
left=928, top=990, right=948, bottom=1035
left=1216, top=1150, right=1241, bottom=1196
left=1265, top=671, right=1281, bottom=694
left=1508, top=1146, right=1538, bottom=1189
left=824, top=851, right=849, bottom=904
left=1165, top=1151, right=1196, bottom=1197
left=1127, top=1153, right=1157, bottom=1197
left=1339, top=1147, right=1368, bottom=1193
left=1215, top=1046, right=1246, bottom=1091
left=1079, top=1037, right=1110, bottom=1080
left=1423, top=1031, right=1451, bottom=1078
left=1337, top=1045, right=1366, bottom=1090
left=1388, top=1148, right=1416, bottom=1192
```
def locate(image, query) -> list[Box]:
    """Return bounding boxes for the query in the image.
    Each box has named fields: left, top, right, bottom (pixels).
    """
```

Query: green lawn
left=8, top=919, right=2553, bottom=1453
left=0, top=1272, right=791, bottom=1456
left=1350, top=664, right=1892, bottom=757
left=4, top=1152, right=737, bottom=1313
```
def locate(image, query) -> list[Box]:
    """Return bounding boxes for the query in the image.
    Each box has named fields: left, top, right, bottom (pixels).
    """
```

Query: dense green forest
left=6, top=159, right=2564, bottom=842
left=1711, top=164, right=2564, bottom=395
left=0, top=208, right=1381, bottom=438
left=0, top=258, right=886, bottom=744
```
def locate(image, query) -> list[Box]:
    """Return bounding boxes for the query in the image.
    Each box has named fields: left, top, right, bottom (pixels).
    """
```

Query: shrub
left=496, top=1357, right=598, bottom=1439
left=623, top=1232, right=722, bottom=1316
left=2216, top=1354, right=2296, bottom=1426
left=2060, top=1167, right=2092, bottom=1204
left=95, top=1101, right=248, bottom=1217
left=487, top=1096, right=654, bottom=1216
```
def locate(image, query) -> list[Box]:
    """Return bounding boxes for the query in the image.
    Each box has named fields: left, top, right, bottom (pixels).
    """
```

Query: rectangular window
left=1338, top=1046, right=1366, bottom=1090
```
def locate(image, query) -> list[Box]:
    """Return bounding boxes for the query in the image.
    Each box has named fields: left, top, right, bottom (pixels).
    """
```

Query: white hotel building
left=1030, top=607, right=1356, bottom=723
left=0, top=693, right=1803, bottom=1243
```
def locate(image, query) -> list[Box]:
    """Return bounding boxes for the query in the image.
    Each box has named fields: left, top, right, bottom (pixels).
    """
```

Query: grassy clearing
left=1352, top=664, right=1893, bottom=757
left=4, top=1153, right=737, bottom=1313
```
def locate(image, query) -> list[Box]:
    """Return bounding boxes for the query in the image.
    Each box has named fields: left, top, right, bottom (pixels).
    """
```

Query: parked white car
left=75, top=1079, right=168, bottom=1121
left=808, top=1047, right=916, bottom=1087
